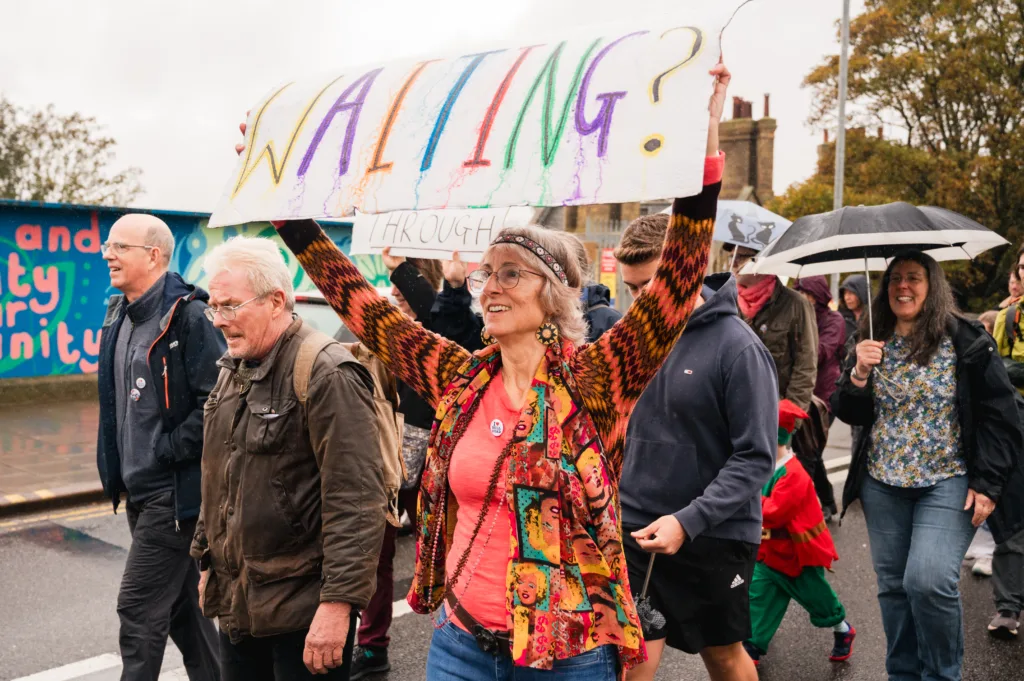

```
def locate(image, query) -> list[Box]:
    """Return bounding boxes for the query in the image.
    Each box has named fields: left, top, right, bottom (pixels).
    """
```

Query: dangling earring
left=481, top=328, right=497, bottom=346
left=535, top=321, right=560, bottom=346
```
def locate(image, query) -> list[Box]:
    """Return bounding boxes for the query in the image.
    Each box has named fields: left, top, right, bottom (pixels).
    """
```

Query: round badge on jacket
left=136, top=377, right=146, bottom=389
left=130, top=388, right=141, bottom=402
left=490, top=419, right=504, bottom=437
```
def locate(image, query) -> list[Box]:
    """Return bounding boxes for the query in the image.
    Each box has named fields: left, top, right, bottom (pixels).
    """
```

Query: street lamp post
left=831, top=0, right=851, bottom=298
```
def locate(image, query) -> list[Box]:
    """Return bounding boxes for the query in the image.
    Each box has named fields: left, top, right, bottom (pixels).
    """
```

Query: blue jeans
left=861, top=475, right=977, bottom=681
left=425, top=622, right=618, bottom=681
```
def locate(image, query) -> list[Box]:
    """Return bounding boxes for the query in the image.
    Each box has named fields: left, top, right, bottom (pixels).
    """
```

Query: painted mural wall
left=0, top=201, right=386, bottom=379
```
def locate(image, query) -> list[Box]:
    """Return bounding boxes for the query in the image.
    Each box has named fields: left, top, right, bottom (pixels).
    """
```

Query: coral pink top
left=445, top=370, right=517, bottom=631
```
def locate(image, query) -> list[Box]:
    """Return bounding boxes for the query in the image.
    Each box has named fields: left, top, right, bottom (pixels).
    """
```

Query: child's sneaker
left=742, top=640, right=763, bottom=667
left=829, top=623, right=856, bottom=662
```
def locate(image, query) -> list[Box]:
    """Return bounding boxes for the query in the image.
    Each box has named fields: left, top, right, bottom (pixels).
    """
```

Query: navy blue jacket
left=620, top=273, right=778, bottom=545
left=97, top=272, right=225, bottom=523
left=582, top=284, right=622, bottom=343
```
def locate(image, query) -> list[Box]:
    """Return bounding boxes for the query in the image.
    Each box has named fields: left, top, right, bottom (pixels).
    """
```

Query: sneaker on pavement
left=350, top=646, right=391, bottom=680
left=742, top=640, right=762, bottom=667
left=830, top=623, right=856, bottom=662
left=973, top=556, right=994, bottom=577
left=988, top=611, right=1020, bottom=640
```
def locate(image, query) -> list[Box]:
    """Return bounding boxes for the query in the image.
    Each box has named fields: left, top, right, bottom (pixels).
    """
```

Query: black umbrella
left=749, top=202, right=1008, bottom=337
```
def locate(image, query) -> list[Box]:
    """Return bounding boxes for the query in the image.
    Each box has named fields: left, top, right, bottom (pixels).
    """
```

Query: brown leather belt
left=762, top=527, right=791, bottom=540
left=444, top=590, right=512, bottom=658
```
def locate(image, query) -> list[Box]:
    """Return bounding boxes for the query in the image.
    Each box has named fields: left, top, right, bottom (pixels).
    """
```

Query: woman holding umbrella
left=831, top=250, right=1022, bottom=681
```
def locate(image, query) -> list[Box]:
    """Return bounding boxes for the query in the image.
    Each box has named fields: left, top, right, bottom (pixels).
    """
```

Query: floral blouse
left=868, top=334, right=967, bottom=488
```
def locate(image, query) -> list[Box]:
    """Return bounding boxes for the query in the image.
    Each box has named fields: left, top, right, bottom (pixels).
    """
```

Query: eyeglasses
left=467, top=266, right=544, bottom=294
left=204, top=295, right=265, bottom=322
left=101, top=241, right=155, bottom=255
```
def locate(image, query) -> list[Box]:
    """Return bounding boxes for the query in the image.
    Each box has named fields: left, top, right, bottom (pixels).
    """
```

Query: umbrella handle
left=865, top=256, right=874, bottom=341
left=640, top=553, right=656, bottom=599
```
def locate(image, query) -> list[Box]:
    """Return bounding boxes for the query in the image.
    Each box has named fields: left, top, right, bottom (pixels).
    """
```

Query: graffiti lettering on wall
left=0, top=203, right=381, bottom=380
left=209, top=12, right=727, bottom=227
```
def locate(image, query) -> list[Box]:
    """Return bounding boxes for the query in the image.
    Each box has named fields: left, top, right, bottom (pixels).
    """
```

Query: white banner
left=209, top=14, right=725, bottom=228
left=349, top=207, right=536, bottom=261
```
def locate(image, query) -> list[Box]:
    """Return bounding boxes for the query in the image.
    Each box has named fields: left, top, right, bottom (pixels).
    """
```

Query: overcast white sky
left=0, top=0, right=865, bottom=212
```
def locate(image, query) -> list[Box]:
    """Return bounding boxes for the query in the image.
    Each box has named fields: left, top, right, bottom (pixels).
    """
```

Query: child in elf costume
left=743, top=399, right=856, bottom=666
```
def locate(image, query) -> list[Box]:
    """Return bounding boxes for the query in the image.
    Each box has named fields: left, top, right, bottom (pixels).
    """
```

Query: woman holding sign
left=246, top=63, right=730, bottom=681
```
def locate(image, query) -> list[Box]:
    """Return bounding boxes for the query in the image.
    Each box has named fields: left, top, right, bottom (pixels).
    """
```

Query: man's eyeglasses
left=101, top=241, right=156, bottom=256
left=467, top=266, right=544, bottom=294
left=204, top=295, right=266, bottom=322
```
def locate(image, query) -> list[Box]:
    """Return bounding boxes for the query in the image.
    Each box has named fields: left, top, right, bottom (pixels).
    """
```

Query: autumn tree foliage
left=770, top=0, right=1024, bottom=308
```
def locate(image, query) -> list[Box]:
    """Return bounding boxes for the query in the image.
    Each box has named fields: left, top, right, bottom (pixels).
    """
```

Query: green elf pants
left=747, top=562, right=846, bottom=653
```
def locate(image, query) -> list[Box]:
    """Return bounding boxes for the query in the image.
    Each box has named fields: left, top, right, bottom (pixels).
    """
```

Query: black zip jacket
left=389, top=262, right=482, bottom=429
left=831, top=317, right=1023, bottom=543
left=97, top=272, right=226, bottom=523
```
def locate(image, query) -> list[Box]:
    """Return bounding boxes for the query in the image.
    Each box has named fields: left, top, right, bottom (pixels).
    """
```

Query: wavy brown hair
left=867, top=250, right=961, bottom=365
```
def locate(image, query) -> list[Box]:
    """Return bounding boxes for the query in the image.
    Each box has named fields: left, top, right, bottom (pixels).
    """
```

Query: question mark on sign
left=642, top=26, right=704, bottom=156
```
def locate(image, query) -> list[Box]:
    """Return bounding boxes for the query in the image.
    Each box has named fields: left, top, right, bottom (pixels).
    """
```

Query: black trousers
left=119, top=491, right=220, bottom=681
left=219, top=613, right=358, bottom=681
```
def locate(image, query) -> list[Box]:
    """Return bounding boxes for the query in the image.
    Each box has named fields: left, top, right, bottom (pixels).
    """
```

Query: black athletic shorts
left=623, top=526, right=758, bottom=654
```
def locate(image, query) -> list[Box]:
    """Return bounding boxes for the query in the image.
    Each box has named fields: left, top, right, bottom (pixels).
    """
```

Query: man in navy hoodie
left=97, top=214, right=225, bottom=681
left=614, top=214, right=778, bottom=681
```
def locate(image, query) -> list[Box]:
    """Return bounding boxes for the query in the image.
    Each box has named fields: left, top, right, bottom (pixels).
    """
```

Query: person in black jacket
left=831, top=250, right=1022, bottom=681
left=351, top=247, right=483, bottom=679
left=97, top=214, right=225, bottom=681
left=571, top=239, right=623, bottom=343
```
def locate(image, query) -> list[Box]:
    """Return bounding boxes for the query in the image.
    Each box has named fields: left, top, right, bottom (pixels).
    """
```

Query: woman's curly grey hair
left=484, top=225, right=588, bottom=346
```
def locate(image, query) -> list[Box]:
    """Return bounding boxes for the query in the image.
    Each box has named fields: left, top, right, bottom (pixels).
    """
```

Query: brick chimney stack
left=720, top=96, right=775, bottom=200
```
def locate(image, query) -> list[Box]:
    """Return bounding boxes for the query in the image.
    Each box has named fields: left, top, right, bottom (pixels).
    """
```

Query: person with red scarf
left=730, top=248, right=818, bottom=414
left=743, top=400, right=855, bottom=667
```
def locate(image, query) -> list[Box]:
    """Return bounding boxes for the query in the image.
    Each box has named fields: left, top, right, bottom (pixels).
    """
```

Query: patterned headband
left=491, top=234, right=569, bottom=286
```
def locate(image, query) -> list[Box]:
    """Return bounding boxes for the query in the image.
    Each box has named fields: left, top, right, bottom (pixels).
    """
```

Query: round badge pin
left=130, top=388, right=141, bottom=402
left=136, top=377, right=146, bottom=389
left=490, top=419, right=504, bottom=437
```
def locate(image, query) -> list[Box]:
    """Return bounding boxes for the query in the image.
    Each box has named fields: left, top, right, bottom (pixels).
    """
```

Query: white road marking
left=825, top=455, right=852, bottom=470
left=10, top=654, right=121, bottom=681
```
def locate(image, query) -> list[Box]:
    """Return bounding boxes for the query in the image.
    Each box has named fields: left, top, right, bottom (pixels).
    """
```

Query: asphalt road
left=2, top=428, right=1022, bottom=681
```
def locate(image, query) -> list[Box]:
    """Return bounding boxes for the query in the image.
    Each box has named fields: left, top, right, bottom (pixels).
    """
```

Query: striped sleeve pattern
left=571, top=179, right=720, bottom=476
left=277, top=221, right=471, bottom=410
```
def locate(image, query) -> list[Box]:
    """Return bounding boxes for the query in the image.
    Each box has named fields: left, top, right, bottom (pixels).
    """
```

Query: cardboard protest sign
left=209, top=15, right=724, bottom=228
left=349, top=207, right=536, bottom=261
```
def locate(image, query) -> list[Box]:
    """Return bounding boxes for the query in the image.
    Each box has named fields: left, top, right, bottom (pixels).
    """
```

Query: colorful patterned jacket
left=275, top=155, right=722, bottom=673
left=759, top=453, right=838, bottom=578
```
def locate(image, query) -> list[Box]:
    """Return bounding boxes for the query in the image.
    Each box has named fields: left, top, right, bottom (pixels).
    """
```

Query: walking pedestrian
left=731, top=250, right=818, bottom=414
left=97, top=214, right=223, bottom=681
left=573, top=240, right=623, bottom=343
left=982, top=244, right=1024, bottom=640
left=350, top=248, right=483, bottom=680
left=832, top=250, right=1022, bottom=680
left=239, top=61, right=731, bottom=681
left=614, top=215, right=777, bottom=681
left=838, top=274, right=869, bottom=347
left=191, top=237, right=388, bottom=681
left=793, top=275, right=847, bottom=518
left=744, top=400, right=855, bottom=667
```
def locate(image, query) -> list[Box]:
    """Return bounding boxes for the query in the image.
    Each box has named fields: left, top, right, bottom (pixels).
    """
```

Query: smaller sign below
left=349, top=207, right=536, bottom=262
left=599, top=248, right=618, bottom=305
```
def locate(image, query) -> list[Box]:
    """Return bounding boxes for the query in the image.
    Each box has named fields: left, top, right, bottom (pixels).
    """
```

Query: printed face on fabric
left=415, top=344, right=645, bottom=669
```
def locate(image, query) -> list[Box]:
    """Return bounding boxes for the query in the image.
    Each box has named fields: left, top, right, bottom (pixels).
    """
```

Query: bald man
left=97, top=214, right=224, bottom=680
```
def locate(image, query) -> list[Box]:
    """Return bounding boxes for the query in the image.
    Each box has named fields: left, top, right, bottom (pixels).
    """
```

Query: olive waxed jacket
left=191, top=317, right=386, bottom=641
